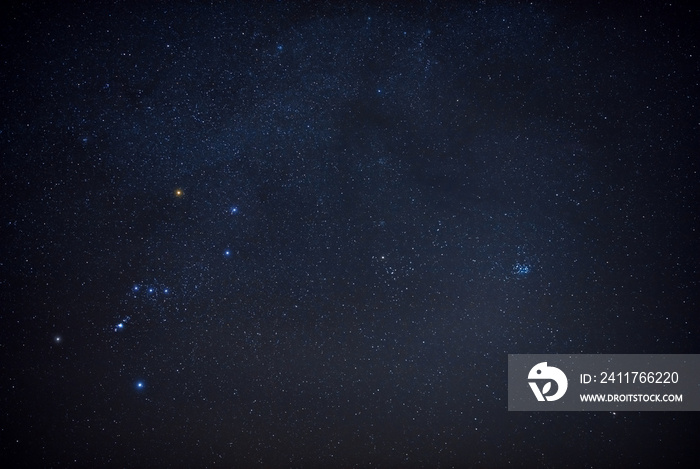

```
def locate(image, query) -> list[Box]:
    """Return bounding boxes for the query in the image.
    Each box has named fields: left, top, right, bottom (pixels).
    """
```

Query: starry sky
left=1, top=1, right=699, bottom=467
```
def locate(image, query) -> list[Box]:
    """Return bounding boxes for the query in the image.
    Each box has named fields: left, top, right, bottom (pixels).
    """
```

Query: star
left=224, top=249, right=232, bottom=257
left=512, top=262, right=531, bottom=276
left=114, top=316, right=130, bottom=332
left=174, top=188, right=184, bottom=198
left=135, top=381, right=145, bottom=390
left=229, top=205, right=239, bottom=215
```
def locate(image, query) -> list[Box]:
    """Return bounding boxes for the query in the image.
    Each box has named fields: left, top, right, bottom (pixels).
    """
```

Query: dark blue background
left=2, top=1, right=698, bottom=467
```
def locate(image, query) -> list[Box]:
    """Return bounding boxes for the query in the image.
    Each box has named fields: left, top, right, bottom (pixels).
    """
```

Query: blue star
left=229, top=206, right=239, bottom=215
left=132, top=285, right=140, bottom=292
left=224, top=249, right=232, bottom=257
left=147, top=287, right=154, bottom=294
left=114, top=315, right=131, bottom=331
left=163, top=288, right=169, bottom=294
left=135, top=381, right=145, bottom=390
left=512, top=263, right=531, bottom=276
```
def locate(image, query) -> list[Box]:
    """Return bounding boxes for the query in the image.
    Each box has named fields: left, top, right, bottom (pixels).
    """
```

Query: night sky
left=2, top=1, right=699, bottom=467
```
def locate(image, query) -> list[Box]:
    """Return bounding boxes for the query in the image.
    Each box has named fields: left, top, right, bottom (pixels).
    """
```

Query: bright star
left=135, top=381, right=145, bottom=390
left=114, top=315, right=131, bottom=332
left=512, top=263, right=531, bottom=276
left=174, top=188, right=184, bottom=198
left=229, top=206, right=239, bottom=215
left=224, top=250, right=231, bottom=257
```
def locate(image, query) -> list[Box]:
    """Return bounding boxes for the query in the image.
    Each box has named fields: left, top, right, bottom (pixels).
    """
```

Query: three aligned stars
left=122, top=189, right=238, bottom=393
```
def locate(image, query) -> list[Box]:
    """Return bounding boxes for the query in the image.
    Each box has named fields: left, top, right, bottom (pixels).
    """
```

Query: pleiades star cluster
left=1, top=1, right=698, bottom=467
